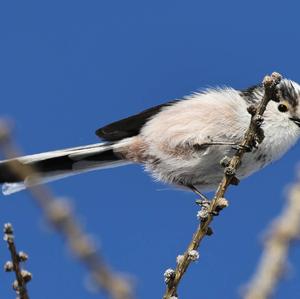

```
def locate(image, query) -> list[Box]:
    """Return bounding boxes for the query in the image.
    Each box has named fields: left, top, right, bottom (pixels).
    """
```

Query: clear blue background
left=0, top=1, right=300, bottom=298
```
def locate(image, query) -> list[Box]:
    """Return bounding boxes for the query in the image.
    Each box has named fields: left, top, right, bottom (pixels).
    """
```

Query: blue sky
left=0, top=1, right=300, bottom=298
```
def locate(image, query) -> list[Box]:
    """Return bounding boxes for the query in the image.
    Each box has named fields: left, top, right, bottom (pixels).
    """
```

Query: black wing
left=96, top=101, right=177, bottom=141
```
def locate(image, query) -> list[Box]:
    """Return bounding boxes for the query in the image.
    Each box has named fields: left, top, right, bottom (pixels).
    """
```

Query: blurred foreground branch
left=0, top=122, right=134, bottom=299
left=243, top=182, right=300, bottom=299
left=163, top=72, right=282, bottom=299
left=3, top=223, right=31, bottom=299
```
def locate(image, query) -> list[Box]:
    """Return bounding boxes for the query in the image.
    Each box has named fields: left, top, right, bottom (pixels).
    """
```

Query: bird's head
left=275, top=79, right=300, bottom=129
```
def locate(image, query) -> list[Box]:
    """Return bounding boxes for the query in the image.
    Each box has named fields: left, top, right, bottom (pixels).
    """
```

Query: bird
left=1, top=77, right=300, bottom=196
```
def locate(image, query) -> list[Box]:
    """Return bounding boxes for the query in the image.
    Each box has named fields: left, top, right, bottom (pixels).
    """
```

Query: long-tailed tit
left=1, top=78, right=300, bottom=195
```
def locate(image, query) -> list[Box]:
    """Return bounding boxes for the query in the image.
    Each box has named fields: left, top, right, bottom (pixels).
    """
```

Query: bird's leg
left=189, top=184, right=228, bottom=220
left=193, top=142, right=239, bottom=151
left=188, top=184, right=209, bottom=201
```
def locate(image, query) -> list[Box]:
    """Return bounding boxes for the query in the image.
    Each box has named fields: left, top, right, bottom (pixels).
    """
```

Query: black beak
left=290, top=117, right=300, bottom=127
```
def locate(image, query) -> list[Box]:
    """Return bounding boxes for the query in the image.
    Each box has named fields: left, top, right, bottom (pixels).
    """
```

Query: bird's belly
left=146, top=147, right=270, bottom=192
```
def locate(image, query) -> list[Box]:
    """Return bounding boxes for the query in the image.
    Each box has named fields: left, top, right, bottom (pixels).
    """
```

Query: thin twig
left=3, top=223, right=31, bottom=299
left=163, top=72, right=282, bottom=299
left=243, top=181, right=300, bottom=299
left=0, top=124, right=134, bottom=299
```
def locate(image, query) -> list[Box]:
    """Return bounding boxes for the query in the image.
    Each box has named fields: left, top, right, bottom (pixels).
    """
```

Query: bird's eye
left=278, top=103, right=288, bottom=113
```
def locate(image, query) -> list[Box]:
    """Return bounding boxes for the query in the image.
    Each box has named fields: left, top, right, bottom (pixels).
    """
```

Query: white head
left=275, top=79, right=300, bottom=127
left=241, top=79, right=300, bottom=163
left=241, top=78, right=300, bottom=129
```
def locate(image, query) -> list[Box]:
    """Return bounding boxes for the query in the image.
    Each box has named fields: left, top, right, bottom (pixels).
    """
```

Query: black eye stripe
left=278, top=104, right=288, bottom=112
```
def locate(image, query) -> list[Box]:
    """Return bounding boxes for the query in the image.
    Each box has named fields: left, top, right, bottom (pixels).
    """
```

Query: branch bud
left=188, top=250, right=199, bottom=261
left=224, top=166, right=236, bottom=176
left=12, top=280, right=19, bottom=291
left=216, top=197, right=229, bottom=209
left=176, top=255, right=184, bottom=265
left=220, top=156, right=231, bottom=168
left=271, top=72, right=282, bottom=83
left=247, top=105, right=257, bottom=116
left=206, top=227, right=214, bottom=236
left=4, top=261, right=14, bottom=272
left=3, top=223, right=13, bottom=234
left=18, top=251, right=28, bottom=262
left=197, top=209, right=209, bottom=221
left=21, top=270, right=32, bottom=283
left=164, top=268, right=175, bottom=284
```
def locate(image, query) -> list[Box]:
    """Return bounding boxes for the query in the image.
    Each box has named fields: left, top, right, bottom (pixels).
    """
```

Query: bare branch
left=0, top=124, right=134, bottom=299
left=163, top=72, right=282, bottom=299
left=3, top=223, right=31, bottom=299
left=243, top=182, right=300, bottom=299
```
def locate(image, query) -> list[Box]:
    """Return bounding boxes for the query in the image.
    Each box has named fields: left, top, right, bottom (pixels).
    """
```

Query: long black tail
left=0, top=141, right=129, bottom=195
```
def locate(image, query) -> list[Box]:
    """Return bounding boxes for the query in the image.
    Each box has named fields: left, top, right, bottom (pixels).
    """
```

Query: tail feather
left=0, top=141, right=130, bottom=195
